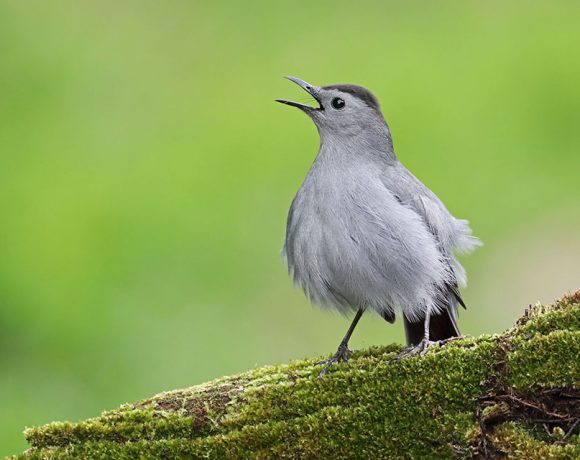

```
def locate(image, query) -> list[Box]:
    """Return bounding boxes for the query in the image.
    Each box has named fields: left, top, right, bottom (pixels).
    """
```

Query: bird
left=276, top=76, right=481, bottom=376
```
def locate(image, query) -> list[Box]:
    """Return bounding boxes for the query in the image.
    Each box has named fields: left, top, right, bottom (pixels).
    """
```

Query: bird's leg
left=390, top=307, right=445, bottom=360
left=317, top=308, right=364, bottom=377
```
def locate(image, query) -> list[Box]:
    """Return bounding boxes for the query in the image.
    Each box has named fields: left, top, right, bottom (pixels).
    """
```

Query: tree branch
left=15, top=292, right=580, bottom=459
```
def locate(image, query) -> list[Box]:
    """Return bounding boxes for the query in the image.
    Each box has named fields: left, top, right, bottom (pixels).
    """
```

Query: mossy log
left=14, top=293, right=580, bottom=459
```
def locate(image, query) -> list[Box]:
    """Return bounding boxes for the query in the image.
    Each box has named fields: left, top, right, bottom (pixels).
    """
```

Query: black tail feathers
left=403, top=308, right=460, bottom=347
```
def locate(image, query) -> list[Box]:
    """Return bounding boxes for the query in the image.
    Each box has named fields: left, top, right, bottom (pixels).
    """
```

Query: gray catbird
left=277, top=77, right=481, bottom=375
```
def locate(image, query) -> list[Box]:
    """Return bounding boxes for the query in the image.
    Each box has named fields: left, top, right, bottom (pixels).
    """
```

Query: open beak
left=276, top=76, right=324, bottom=111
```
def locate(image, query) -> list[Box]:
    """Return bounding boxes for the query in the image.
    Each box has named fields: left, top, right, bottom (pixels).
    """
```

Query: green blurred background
left=1, top=0, right=579, bottom=455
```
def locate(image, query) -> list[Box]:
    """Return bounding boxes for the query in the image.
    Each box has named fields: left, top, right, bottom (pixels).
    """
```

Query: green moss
left=490, top=423, right=580, bottom=460
left=13, top=293, right=580, bottom=459
left=507, top=330, right=580, bottom=390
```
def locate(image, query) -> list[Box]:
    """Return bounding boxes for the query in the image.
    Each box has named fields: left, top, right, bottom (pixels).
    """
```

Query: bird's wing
left=381, top=164, right=479, bottom=308
left=385, top=167, right=455, bottom=251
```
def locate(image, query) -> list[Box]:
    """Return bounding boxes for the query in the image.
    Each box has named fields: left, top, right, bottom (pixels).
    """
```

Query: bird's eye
left=331, top=97, right=345, bottom=110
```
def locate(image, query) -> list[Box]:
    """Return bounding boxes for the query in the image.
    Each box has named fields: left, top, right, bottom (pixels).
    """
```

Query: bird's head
left=276, top=76, right=388, bottom=139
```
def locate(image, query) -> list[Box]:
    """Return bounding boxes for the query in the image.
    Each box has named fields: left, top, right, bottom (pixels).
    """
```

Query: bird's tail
left=403, top=288, right=462, bottom=346
left=403, top=309, right=460, bottom=346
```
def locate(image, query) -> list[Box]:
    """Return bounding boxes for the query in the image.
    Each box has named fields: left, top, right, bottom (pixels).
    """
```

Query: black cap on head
left=322, top=84, right=381, bottom=112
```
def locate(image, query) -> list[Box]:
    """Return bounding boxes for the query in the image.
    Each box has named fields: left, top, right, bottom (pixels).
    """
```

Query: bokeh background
left=1, top=0, right=579, bottom=455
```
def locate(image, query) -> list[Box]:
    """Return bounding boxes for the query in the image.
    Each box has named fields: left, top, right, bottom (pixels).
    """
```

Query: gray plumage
left=277, top=77, right=480, bottom=366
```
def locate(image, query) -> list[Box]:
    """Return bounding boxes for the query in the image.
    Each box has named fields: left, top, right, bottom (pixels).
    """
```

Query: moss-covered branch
left=14, top=293, right=580, bottom=459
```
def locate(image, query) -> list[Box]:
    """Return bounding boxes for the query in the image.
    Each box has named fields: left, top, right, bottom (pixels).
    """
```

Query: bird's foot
left=438, top=335, right=464, bottom=345
left=389, top=338, right=444, bottom=361
left=317, top=342, right=351, bottom=377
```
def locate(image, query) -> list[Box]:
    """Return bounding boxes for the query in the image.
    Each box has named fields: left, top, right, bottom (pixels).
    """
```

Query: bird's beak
left=276, top=76, right=324, bottom=111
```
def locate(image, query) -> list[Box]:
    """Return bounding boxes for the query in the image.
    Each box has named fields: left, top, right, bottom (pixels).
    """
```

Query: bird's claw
left=317, top=343, right=351, bottom=377
left=389, top=338, right=444, bottom=361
